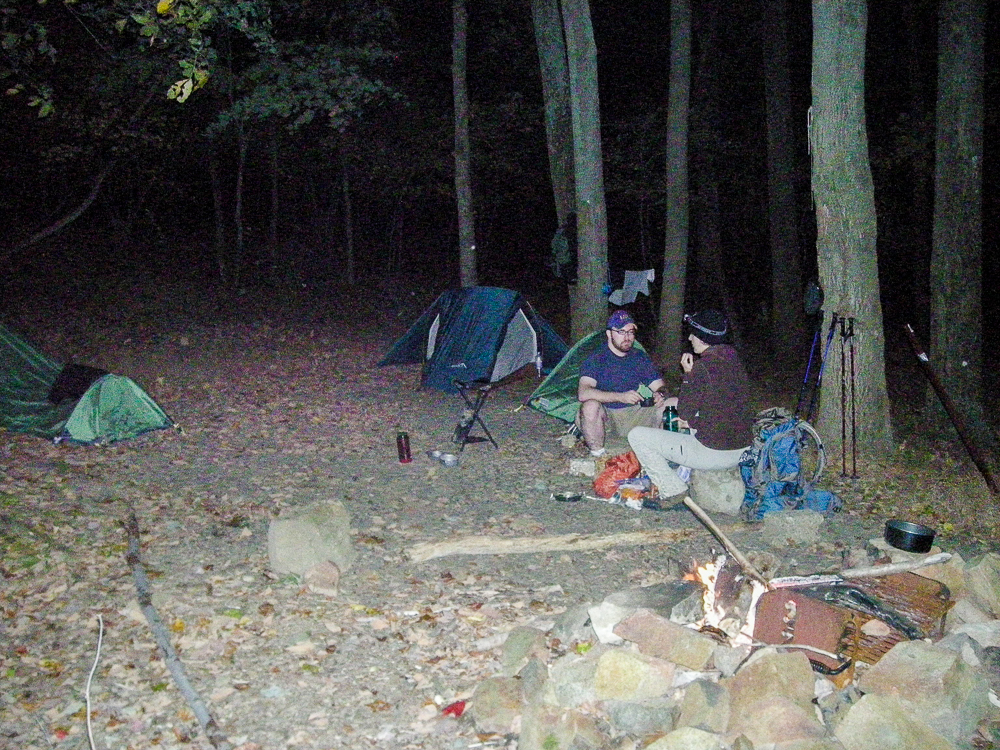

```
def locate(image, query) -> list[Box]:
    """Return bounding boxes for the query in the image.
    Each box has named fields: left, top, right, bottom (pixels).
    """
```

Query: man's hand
left=680, top=352, right=695, bottom=373
left=619, top=389, right=643, bottom=406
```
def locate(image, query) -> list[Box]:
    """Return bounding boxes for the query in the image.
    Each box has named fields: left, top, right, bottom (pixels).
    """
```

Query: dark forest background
left=0, top=0, right=997, bottom=398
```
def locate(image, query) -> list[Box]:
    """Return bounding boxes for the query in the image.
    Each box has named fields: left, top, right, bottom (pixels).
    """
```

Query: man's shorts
left=571, top=403, right=658, bottom=440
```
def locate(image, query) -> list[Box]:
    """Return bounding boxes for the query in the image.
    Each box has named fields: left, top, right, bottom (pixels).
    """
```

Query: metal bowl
left=884, top=519, right=936, bottom=553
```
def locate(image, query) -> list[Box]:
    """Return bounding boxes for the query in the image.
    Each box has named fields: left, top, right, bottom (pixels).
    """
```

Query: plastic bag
left=593, top=451, right=642, bottom=498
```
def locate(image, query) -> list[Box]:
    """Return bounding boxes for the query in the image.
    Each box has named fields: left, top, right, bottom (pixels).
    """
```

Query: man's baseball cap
left=607, top=310, right=637, bottom=330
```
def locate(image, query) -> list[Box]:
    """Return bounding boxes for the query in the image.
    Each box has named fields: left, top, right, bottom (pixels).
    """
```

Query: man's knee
left=579, top=400, right=603, bottom=423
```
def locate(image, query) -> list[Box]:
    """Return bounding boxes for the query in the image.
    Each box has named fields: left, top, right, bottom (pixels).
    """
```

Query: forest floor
left=2, top=279, right=1000, bottom=750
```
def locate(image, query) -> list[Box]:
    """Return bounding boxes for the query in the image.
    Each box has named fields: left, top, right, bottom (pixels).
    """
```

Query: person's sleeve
left=676, top=361, right=708, bottom=424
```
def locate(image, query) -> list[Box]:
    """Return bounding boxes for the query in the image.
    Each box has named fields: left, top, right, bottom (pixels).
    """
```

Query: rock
left=815, top=684, right=862, bottom=732
left=569, top=458, right=596, bottom=477
left=689, top=467, right=745, bottom=516
left=589, top=582, right=704, bottom=643
left=856, top=639, right=989, bottom=743
left=593, top=648, right=676, bottom=701
left=934, top=631, right=984, bottom=668
left=613, top=609, right=716, bottom=671
left=966, top=553, right=1000, bottom=617
left=725, top=649, right=816, bottom=719
left=676, top=679, right=729, bottom=733
left=549, top=649, right=603, bottom=708
left=645, top=726, right=726, bottom=750
left=605, top=581, right=704, bottom=614
left=552, top=602, right=594, bottom=646
left=302, top=560, right=340, bottom=597
left=501, top=626, right=548, bottom=676
left=726, top=695, right=827, bottom=746
left=267, top=500, right=355, bottom=576
left=588, top=601, right=634, bottom=644
left=602, top=697, right=677, bottom=737
left=773, top=740, right=848, bottom=750
left=834, top=694, right=957, bottom=750
left=519, top=704, right=610, bottom=750
left=712, top=644, right=751, bottom=678
left=518, top=657, right=549, bottom=705
left=761, top=509, right=825, bottom=547
left=471, top=676, right=523, bottom=735
left=915, top=551, right=966, bottom=600
left=946, top=598, right=993, bottom=628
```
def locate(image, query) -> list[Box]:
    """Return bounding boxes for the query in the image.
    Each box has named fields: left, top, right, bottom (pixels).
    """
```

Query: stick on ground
left=405, top=525, right=739, bottom=563
left=125, top=508, right=235, bottom=750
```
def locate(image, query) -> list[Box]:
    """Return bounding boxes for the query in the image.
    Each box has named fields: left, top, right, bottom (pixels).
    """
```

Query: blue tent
left=379, top=287, right=567, bottom=393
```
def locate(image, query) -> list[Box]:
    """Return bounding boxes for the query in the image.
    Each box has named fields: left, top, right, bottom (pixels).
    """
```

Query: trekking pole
left=795, top=313, right=823, bottom=417
left=806, top=312, right=838, bottom=423
left=847, top=318, right=858, bottom=478
left=903, top=324, right=1000, bottom=498
left=839, top=317, right=848, bottom=476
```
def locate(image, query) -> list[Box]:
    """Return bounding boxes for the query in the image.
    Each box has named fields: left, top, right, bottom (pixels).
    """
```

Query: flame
left=690, top=555, right=768, bottom=646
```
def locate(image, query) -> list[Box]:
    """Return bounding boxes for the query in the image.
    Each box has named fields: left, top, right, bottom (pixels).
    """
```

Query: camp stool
left=452, top=378, right=499, bottom=451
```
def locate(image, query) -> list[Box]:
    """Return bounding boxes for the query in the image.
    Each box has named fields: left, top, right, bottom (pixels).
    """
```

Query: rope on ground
left=124, top=508, right=235, bottom=750
left=85, top=614, right=103, bottom=750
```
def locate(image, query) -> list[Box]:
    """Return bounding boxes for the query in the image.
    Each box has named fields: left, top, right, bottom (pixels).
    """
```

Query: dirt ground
left=3, top=286, right=1000, bottom=750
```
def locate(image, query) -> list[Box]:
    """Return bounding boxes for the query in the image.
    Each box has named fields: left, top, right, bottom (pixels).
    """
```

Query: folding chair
left=452, top=378, right=499, bottom=451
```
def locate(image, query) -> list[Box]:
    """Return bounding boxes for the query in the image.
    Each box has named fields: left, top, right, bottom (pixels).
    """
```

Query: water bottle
left=396, top=431, right=412, bottom=463
left=664, top=406, right=679, bottom=432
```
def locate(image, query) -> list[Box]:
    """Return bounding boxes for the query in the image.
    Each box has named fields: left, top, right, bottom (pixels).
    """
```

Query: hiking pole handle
left=903, top=324, right=1000, bottom=497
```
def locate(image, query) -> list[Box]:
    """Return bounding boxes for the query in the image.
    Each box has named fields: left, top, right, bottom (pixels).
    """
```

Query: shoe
left=590, top=447, right=606, bottom=458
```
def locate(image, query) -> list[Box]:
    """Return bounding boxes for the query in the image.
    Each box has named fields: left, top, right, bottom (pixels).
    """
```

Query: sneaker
left=590, top=447, right=606, bottom=458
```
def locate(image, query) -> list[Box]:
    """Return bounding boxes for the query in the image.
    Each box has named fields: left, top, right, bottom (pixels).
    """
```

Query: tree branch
left=124, top=508, right=235, bottom=750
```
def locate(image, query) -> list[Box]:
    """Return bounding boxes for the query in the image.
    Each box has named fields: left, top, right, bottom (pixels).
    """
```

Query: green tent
left=526, top=331, right=649, bottom=423
left=379, top=286, right=568, bottom=394
left=0, top=323, right=175, bottom=444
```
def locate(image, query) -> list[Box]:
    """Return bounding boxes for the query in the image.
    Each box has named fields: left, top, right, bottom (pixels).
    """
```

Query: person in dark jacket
left=628, top=309, right=753, bottom=499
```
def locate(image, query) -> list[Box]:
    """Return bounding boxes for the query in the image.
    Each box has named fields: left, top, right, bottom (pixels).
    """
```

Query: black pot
left=884, top=519, right=936, bottom=553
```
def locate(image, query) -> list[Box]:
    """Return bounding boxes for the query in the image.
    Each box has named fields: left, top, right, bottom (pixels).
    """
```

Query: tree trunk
left=453, top=0, right=477, bottom=288
left=811, top=0, right=892, bottom=452
left=689, top=1, right=734, bottom=331
left=268, top=127, right=279, bottom=278
left=656, top=0, right=692, bottom=363
left=928, top=0, right=986, bottom=440
left=209, top=148, right=228, bottom=286
left=233, top=126, right=248, bottom=290
left=530, top=0, right=576, bottom=229
left=763, top=0, right=805, bottom=363
left=342, top=153, right=356, bottom=286
left=560, top=0, right=609, bottom=343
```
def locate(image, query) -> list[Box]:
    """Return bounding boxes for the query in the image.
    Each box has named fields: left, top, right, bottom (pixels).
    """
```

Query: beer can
left=396, top=431, right=412, bottom=463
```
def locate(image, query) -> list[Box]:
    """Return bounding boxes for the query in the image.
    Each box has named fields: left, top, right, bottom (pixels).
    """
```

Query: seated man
left=628, top=309, right=753, bottom=500
left=577, top=310, right=666, bottom=457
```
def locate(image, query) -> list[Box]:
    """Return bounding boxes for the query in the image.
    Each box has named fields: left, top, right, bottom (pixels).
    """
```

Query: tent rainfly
left=378, top=287, right=568, bottom=393
left=527, top=330, right=651, bottom=423
left=0, top=323, right=176, bottom=445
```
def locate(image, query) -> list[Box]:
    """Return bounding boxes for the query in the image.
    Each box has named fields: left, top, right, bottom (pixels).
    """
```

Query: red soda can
left=396, top=431, right=412, bottom=463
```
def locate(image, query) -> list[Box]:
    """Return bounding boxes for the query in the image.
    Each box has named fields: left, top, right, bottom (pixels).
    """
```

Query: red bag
left=593, top=451, right=642, bottom=498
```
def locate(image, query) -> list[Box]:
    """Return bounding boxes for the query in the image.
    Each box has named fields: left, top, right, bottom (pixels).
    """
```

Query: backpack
left=739, top=407, right=840, bottom=520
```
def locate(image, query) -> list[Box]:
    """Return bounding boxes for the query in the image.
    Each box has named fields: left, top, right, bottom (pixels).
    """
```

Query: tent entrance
left=491, top=308, right=538, bottom=382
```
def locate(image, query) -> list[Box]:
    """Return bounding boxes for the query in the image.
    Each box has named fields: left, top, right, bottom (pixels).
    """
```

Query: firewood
left=406, top=524, right=742, bottom=563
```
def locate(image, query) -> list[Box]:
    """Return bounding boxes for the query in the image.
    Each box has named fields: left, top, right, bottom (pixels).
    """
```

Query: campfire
left=683, top=552, right=954, bottom=684
left=688, top=555, right=767, bottom=645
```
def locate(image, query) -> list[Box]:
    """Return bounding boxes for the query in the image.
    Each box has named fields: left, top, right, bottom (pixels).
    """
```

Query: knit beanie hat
left=684, top=309, right=728, bottom=345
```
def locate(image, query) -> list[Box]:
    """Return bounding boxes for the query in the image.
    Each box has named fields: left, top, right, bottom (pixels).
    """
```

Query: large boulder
left=689, top=467, right=745, bottom=516
left=267, top=499, right=355, bottom=576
